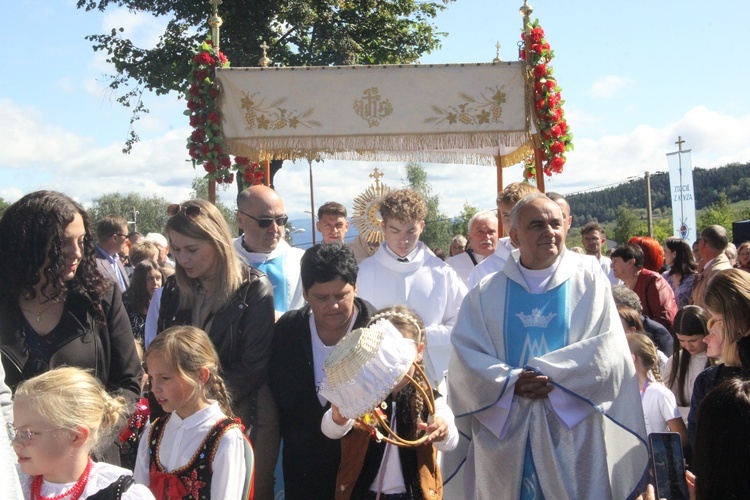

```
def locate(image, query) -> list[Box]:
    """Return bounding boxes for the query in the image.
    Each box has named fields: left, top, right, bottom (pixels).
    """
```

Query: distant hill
left=567, top=162, right=750, bottom=227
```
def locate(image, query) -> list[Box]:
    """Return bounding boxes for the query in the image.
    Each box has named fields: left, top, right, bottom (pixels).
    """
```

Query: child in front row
left=133, top=325, right=253, bottom=499
left=321, top=306, right=459, bottom=499
left=626, top=333, right=688, bottom=446
left=11, top=366, right=154, bottom=499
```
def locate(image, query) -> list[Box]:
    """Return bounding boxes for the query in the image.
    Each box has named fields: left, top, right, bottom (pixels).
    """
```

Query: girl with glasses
left=11, top=366, right=153, bottom=499
left=687, top=268, right=750, bottom=451
left=0, top=191, right=143, bottom=463
left=144, top=199, right=276, bottom=495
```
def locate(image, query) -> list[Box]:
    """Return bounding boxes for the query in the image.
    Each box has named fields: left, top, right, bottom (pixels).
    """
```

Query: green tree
left=404, top=162, right=451, bottom=252
left=0, top=197, right=9, bottom=218
left=191, top=177, right=238, bottom=235
left=88, top=193, right=171, bottom=236
left=697, top=193, right=735, bottom=240
left=450, top=202, right=478, bottom=240
left=613, top=204, right=645, bottom=244
left=76, top=0, right=451, bottom=152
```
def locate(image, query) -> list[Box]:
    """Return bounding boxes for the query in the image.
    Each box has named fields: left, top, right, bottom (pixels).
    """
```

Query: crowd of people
left=1, top=184, right=749, bottom=500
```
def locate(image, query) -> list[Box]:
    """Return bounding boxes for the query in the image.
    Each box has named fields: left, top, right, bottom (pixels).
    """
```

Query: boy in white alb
left=356, top=189, right=467, bottom=387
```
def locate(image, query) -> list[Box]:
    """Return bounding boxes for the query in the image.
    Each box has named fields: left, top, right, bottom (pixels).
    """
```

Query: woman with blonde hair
left=11, top=367, right=153, bottom=498
left=144, top=199, right=276, bottom=494
left=687, top=268, right=750, bottom=450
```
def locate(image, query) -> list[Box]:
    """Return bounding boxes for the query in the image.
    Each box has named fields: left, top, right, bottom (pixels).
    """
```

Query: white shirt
left=20, top=462, right=154, bottom=500
left=664, top=351, right=709, bottom=422
left=446, top=251, right=488, bottom=286
left=641, top=381, right=681, bottom=435
left=309, top=310, right=358, bottom=406
left=468, top=237, right=515, bottom=288
left=134, top=402, right=246, bottom=500
left=357, top=242, right=467, bottom=384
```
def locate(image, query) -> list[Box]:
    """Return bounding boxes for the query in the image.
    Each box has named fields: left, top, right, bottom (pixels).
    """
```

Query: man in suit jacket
left=691, top=224, right=732, bottom=308
left=94, top=215, right=130, bottom=293
left=269, top=244, right=377, bottom=500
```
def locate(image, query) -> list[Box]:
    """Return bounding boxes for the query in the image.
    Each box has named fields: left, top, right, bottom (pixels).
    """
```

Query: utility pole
left=645, top=171, right=653, bottom=237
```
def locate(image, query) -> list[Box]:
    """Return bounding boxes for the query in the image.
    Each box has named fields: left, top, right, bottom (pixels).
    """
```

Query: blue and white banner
left=666, top=150, right=697, bottom=244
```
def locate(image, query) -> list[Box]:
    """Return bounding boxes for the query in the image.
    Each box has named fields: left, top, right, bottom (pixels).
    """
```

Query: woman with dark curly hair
left=662, top=237, right=698, bottom=308
left=122, top=259, right=164, bottom=348
left=0, top=191, right=142, bottom=409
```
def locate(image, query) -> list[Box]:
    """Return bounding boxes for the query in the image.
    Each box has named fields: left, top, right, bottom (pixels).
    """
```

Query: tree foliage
left=404, top=162, right=452, bottom=252
left=450, top=202, right=478, bottom=239
left=88, top=193, right=171, bottom=236
left=568, top=162, right=750, bottom=227
left=698, top=193, right=735, bottom=240
left=190, top=177, right=238, bottom=235
left=613, top=204, right=645, bottom=244
left=0, top=197, right=9, bottom=218
left=76, top=0, right=451, bottom=152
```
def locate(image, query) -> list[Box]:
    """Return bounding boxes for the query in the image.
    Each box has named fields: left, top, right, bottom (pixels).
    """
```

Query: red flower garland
left=520, top=20, right=574, bottom=180
left=185, top=38, right=265, bottom=186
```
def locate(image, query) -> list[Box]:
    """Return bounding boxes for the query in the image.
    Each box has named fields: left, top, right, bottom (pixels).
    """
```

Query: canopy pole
left=263, top=160, right=271, bottom=187
left=207, top=0, right=224, bottom=204
left=495, top=155, right=504, bottom=234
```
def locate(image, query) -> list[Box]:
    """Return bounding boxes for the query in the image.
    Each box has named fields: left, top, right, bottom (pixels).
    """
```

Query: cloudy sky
left=4, top=1, right=750, bottom=244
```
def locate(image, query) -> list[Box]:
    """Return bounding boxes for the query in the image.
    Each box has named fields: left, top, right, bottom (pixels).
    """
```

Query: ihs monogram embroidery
left=354, top=87, right=393, bottom=127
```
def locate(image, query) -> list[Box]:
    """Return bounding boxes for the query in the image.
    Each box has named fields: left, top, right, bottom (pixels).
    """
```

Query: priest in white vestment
left=446, top=193, right=648, bottom=499
left=446, top=210, right=498, bottom=286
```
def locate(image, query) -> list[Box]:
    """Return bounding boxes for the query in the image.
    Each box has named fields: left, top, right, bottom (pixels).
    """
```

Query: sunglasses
left=238, top=209, right=288, bottom=228
left=167, top=204, right=202, bottom=218
left=6, top=422, right=63, bottom=445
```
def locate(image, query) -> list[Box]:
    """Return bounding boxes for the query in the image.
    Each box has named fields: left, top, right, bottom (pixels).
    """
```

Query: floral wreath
left=186, top=37, right=265, bottom=186
left=519, top=19, right=574, bottom=181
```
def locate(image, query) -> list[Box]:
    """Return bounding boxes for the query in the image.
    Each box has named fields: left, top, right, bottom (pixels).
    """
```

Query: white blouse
left=134, top=402, right=247, bottom=499
left=20, top=462, right=154, bottom=500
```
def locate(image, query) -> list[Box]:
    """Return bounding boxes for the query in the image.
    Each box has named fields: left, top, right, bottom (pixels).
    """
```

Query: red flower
left=550, top=124, right=563, bottom=138
left=534, top=82, right=544, bottom=95
left=550, top=156, right=565, bottom=172
left=194, top=52, right=215, bottom=66
left=187, top=100, right=199, bottom=111
left=204, top=161, right=217, bottom=173
left=531, top=27, right=545, bottom=44
left=535, top=99, right=546, bottom=111
left=235, top=156, right=250, bottom=166
left=194, top=69, right=209, bottom=81
left=208, top=112, right=221, bottom=125
left=545, top=79, right=556, bottom=91
left=220, top=156, right=231, bottom=168
left=189, top=84, right=201, bottom=97
left=188, top=147, right=199, bottom=159
left=209, top=88, right=220, bottom=99
left=534, top=64, right=547, bottom=77
left=532, top=43, right=543, bottom=54
left=218, top=52, right=228, bottom=65
left=200, top=144, right=211, bottom=156
left=547, top=93, right=561, bottom=108
left=190, top=128, right=206, bottom=142
left=559, top=121, right=568, bottom=134
left=550, top=141, right=565, bottom=155
left=189, top=114, right=204, bottom=127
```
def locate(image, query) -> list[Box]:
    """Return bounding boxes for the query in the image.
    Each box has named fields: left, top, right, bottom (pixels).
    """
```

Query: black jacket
left=269, top=297, right=377, bottom=500
left=156, top=268, right=275, bottom=429
left=0, top=284, right=142, bottom=398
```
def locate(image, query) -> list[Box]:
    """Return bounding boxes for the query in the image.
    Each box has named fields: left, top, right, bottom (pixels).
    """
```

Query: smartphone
left=649, top=432, right=689, bottom=500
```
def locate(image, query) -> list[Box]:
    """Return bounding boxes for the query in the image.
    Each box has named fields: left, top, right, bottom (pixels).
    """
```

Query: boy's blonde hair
left=14, top=367, right=127, bottom=453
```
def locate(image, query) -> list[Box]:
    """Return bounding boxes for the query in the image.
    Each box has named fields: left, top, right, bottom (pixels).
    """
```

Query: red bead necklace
left=30, top=459, right=94, bottom=500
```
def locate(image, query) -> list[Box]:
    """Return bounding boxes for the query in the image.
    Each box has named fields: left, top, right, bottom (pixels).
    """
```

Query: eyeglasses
left=167, top=204, right=202, bottom=219
left=6, top=423, right=63, bottom=445
left=114, top=233, right=128, bottom=238
left=238, top=209, right=288, bottom=228
left=707, top=317, right=724, bottom=331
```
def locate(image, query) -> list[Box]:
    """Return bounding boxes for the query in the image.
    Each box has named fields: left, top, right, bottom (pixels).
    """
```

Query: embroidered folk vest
left=147, top=415, right=240, bottom=500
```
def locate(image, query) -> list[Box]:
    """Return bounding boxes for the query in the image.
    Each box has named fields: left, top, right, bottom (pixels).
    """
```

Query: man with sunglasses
left=235, top=185, right=306, bottom=317
left=94, top=214, right=130, bottom=292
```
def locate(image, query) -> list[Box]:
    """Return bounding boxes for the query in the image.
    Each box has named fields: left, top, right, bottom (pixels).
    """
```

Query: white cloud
left=590, top=75, right=636, bottom=99
left=102, top=9, right=168, bottom=50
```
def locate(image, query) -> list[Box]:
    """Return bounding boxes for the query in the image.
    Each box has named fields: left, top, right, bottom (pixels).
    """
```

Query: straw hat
left=319, top=319, right=416, bottom=419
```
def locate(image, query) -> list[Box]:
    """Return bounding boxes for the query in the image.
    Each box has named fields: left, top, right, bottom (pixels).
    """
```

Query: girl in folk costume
left=11, top=366, right=153, bottom=499
left=626, top=333, right=688, bottom=445
left=321, top=306, right=459, bottom=499
left=133, top=326, right=252, bottom=500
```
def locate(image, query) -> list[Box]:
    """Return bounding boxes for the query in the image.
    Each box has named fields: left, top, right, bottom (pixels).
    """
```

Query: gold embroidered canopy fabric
left=215, top=62, right=530, bottom=165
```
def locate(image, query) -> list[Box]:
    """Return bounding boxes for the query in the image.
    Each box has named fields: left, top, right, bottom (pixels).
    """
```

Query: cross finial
left=369, top=167, right=384, bottom=188
left=492, top=41, right=502, bottom=63
left=259, top=41, right=271, bottom=67
left=675, top=135, right=685, bottom=152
